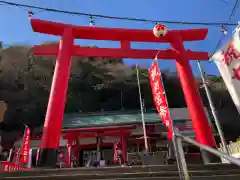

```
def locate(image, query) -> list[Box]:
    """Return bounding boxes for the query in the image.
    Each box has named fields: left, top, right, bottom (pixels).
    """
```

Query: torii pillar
left=30, top=19, right=220, bottom=167
left=37, top=28, right=73, bottom=167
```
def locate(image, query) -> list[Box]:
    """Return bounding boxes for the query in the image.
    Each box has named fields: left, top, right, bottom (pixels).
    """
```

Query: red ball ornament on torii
left=153, top=23, right=168, bottom=38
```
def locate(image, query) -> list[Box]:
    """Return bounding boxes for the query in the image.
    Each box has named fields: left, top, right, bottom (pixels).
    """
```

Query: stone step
left=0, top=164, right=239, bottom=179
left=1, top=169, right=240, bottom=179
left=1, top=163, right=238, bottom=177
left=90, top=174, right=240, bottom=180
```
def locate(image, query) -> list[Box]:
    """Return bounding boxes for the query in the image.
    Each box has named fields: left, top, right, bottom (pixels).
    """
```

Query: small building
left=29, top=108, right=216, bottom=167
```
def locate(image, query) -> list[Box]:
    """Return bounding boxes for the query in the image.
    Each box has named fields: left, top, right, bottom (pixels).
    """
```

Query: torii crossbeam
left=30, top=19, right=218, bottom=167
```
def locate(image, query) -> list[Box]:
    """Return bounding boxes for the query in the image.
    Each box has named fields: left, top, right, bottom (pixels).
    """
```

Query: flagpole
left=197, top=60, right=229, bottom=155
left=154, top=56, right=189, bottom=177
left=135, top=64, right=149, bottom=153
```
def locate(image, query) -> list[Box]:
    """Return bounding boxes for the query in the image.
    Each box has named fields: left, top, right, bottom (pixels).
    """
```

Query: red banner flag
left=149, top=58, right=173, bottom=139
left=20, top=127, right=31, bottom=164
left=36, top=148, right=40, bottom=164
left=113, top=142, right=119, bottom=163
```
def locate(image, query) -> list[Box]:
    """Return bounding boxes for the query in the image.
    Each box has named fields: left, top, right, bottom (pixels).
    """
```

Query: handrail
left=177, top=134, right=240, bottom=166
left=172, top=133, right=240, bottom=180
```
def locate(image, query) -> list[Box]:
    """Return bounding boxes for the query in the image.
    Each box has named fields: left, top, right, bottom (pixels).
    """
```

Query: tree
left=0, top=43, right=239, bottom=147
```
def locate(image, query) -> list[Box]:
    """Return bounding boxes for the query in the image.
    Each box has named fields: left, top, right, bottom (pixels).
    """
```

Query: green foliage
left=0, top=44, right=238, bottom=142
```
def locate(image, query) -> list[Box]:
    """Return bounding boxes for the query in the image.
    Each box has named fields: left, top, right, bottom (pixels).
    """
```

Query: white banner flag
left=212, top=25, right=240, bottom=114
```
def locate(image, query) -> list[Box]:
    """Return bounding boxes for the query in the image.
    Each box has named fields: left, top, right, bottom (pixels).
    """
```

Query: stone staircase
left=0, top=164, right=239, bottom=179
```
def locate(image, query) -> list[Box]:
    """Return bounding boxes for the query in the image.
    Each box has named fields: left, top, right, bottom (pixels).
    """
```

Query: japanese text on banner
left=20, top=127, right=31, bottom=164
left=212, top=28, right=240, bottom=114
left=149, top=59, right=172, bottom=133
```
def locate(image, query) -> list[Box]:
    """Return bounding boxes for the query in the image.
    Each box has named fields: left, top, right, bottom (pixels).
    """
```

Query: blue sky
left=0, top=0, right=239, bottom=76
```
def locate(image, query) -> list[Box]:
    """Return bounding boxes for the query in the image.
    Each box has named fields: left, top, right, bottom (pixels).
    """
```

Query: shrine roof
left=62, top=110, right=159, bottom=129
left=62, top=108, right=191, bottom=129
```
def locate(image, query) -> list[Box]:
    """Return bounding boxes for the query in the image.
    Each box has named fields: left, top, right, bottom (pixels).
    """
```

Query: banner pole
left=197, top=60, right=229, bottom=155
left=136, top=64, right=149, bottom=153
left=154, top=56, right=188, bottom=178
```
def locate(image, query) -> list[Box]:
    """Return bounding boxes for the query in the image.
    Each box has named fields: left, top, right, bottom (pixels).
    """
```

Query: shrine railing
left=174, top=133, right=240, bottom=180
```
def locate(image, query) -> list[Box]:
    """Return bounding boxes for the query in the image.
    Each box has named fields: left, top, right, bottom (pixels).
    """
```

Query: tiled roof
left=62, top=110, right=161, bottom=128
left=61, top=108, right=198, bottom=129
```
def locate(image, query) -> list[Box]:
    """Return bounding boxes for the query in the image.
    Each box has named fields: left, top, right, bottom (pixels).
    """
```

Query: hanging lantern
left=89, top=16, right=95, bottom=26
left=153, top=23, right=167, bottom=38
left=221, top=25, right=228, bottom=36
left=28, top=11, right=34, bottom=19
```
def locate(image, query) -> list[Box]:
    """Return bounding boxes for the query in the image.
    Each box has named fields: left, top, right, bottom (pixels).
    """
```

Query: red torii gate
left=30, top=19, right=217, bottom=167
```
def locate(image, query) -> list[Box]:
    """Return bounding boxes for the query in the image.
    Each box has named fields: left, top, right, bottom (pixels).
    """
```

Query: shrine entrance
left=62, top=126, right=132, bottom=168
left=30, top=18, right=217, bottom=167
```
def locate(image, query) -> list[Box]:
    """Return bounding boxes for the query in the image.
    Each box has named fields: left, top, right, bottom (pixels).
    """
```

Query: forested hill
left=0, top=43, right=239, bottom=147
